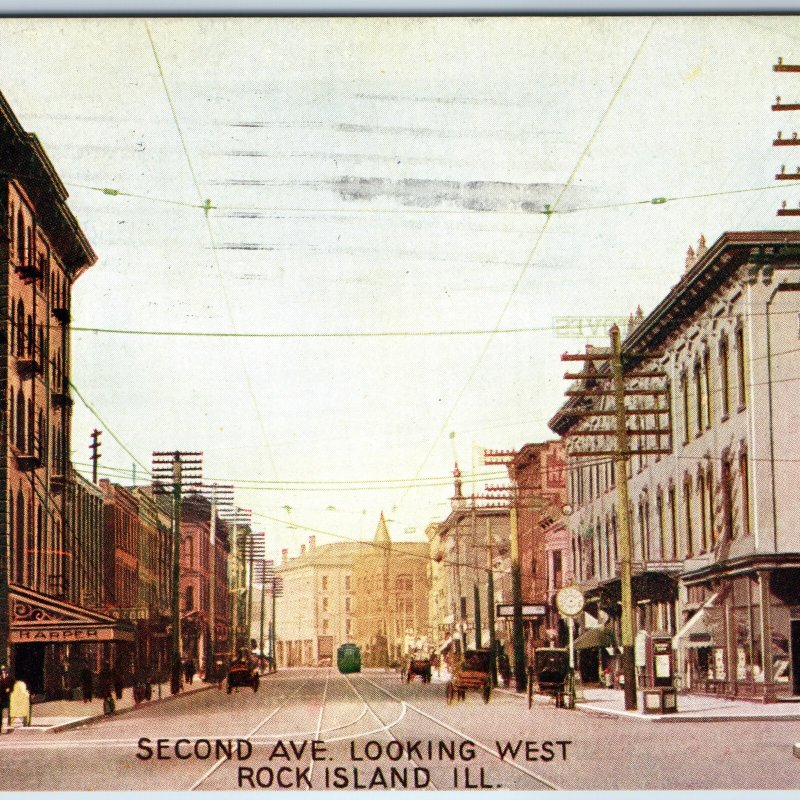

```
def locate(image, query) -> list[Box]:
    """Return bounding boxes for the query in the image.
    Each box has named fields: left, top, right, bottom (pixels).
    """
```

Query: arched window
left=16, top=299, right=24, bottom=357
left=15, top=387, right=25, bottom=451
left=16, top=209, right=25, bottom=263
left=9, top=392, right=14, bottom=447
left=683, top=474, right=694, bottom=556
left=719, top=335, right=730, bottom=418
left=26, top=315, right=33, bottom=357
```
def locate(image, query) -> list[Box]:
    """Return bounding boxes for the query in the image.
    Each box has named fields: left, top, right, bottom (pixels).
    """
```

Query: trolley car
left=337, top=643, right=361, bottom=674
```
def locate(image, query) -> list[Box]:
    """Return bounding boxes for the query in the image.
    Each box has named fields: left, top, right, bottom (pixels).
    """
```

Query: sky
left=1, top=16, right=798, bottom=558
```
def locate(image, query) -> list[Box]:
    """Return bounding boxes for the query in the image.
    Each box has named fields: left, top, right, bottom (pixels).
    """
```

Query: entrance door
left=14, top=643, right=45, bottom=695
left=791, top=620, right=800, bottom=696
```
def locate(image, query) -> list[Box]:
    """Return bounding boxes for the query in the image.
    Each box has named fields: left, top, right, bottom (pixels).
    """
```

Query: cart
left=446, top=649, right=492, bottom=704
left=226, top=660, right=260, bottom=694
left=527, top=648, right=569, bottom=709
left=402, top=652, right=432, bottom=684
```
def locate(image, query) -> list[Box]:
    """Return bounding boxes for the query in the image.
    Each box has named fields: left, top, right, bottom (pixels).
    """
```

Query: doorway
left=791, top=620, right=800, bottom=695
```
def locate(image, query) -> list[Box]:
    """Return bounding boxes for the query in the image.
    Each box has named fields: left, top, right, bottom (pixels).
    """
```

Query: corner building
left=1, top=91, right=132, bottom=696
left=551, top=232, right=800, bottom=698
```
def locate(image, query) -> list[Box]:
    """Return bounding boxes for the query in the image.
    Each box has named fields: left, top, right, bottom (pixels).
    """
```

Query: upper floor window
left=321, top=575, right=328, bottom=590
left=719, top=336, right=730, bottom=418
left=740, top=447, right=751, bottom=537
left=693, top=360, right=703, bottom=436
left=703, top=349, right=712, bottom=429
left=681, top=372, right=690, bottom=444
left=735, top=326, right=746, bottom=409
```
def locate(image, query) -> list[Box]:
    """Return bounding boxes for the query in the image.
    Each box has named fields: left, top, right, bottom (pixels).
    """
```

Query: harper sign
left=496, top=604, right=547, bottom=618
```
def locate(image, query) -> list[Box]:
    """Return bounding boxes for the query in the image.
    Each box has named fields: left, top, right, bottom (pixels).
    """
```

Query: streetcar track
left=359, top=673, right=561, bottom=791
left=344, top=673, right=439, bottom=790
left=305, top=667, right=330, bottom=789
left=189, top=673, right=316, bottom=791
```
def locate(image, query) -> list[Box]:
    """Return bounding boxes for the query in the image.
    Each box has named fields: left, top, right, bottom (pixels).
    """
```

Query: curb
left=47, top=683, right=216, bottom=733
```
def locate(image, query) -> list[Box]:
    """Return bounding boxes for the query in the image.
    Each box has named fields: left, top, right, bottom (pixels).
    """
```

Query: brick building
left=1, top=91, right=131, bottom=697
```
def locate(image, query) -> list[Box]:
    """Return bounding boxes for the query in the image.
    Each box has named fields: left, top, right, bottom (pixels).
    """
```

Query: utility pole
left=484, top=450, right=526, bottom=693
left=471, top=502, right=481, bottom=649
left=89, top=428, right=102, bottom=484
left=611, top=325, right=637, bottom=711
left=561, top=327, right=670, bottom=711
left=486, top=517, right=497, bottom=686
left=153, top=450, right=203, bottom=694
left=773, top=58, right=800, bottom=216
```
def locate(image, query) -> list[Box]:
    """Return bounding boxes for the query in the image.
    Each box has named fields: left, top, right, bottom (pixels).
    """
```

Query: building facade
left=428, top=469, right=512, bottom=656
left=352, top=514, right=430, bottom=666
left=1, top=91, right=132, bottom=697
left=508, top=441, right=567, bottom=648
left=274, top=537, right=367, bottom=667
left=550, top=231, right=800, bottom=698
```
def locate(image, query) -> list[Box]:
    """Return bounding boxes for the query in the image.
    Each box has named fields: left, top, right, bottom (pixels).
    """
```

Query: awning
left=574, top=626, right=616, bottom=650
left=673, top=591, right=719, bottom=649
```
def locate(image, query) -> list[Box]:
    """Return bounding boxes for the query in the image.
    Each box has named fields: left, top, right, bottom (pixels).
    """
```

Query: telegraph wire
left=143, top=21, right=280, bottom=482
left=398, top=21, right=656, bottom=513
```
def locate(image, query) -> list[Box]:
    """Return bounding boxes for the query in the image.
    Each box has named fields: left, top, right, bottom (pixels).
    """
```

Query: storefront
left=9, top=585, right=135, bottom=699
left=680, top=558, right=800, bottom=701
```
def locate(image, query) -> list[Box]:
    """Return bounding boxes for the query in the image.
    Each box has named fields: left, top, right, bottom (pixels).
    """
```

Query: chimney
left=300, top=544, right=306, bottom=556
left=281, top=548, right=288, bottom=564
left=309, top=535, right=316, bottom=550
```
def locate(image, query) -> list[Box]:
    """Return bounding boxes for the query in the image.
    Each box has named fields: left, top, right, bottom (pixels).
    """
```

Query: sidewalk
left=570, top=686, right=800, bottom=722
left=1, top=679, right=215, bottom=734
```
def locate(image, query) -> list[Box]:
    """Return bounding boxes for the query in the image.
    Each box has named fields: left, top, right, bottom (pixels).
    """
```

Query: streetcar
left=336, top=643, right=361, bottom=674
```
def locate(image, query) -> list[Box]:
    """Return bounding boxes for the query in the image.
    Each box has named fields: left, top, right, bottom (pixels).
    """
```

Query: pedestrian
left=184, top=658, right=196, bottom=686
left=112, top=661, right=124, bottom=700
left=97, top=662, right=113, bottom=701
left=0, top=665, right=13, bottom=734
left=80, top=661, right=93, bottom=703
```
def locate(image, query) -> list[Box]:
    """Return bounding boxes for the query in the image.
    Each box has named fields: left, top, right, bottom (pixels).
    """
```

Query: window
left=683, top=475, right=693, bottom=556
left=668, top=484, right=678, bottom=559
left=703, top=349, right=712, bottom=428
left=322, top=596, right=328, bottom=611
left=698, top=470, right=708, bottom=552
left=345, top=596, right=351, bottom=613
left=656, top=489, right=665, bottom=560
left=719, top=336, right=730, bottom=418
left=321, top=575, right=328, bottom=590
left=720, top=456, right=733, bottom=541
left=345, top=575, right=350, bottom=591
left=740, top=448, right=751, bottom=537
left=735, top=326, right=746, bottom=409
left=681, top=372, right=690, bottom=444
left=694, top=360, right=703, bottom=436
left=185, top=585, right=194, bottom=611
left=706, top=464, right=715, bottom=546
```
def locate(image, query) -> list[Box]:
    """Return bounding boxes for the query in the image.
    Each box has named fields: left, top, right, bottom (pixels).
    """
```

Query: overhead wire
left=396, top=20, right=657, bottom=514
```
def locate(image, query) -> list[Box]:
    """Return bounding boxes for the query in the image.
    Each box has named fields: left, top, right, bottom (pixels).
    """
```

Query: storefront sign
left=496, top=604, right=547, bottom=618
left=10, top=625, right=135, bottom=643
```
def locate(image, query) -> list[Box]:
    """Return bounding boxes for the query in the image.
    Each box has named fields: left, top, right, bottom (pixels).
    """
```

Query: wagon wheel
left=482, top=680, right=491, bottom=704
left=446, top=681, right=455, bottom=704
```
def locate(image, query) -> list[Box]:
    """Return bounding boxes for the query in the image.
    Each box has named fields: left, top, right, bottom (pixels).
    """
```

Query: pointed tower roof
left=374, top=511, right=391, bottom=546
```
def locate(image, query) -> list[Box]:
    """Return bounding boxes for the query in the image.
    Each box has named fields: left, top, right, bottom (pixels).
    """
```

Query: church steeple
left=451, top=462, right=466, bottom=511
left=374, top=511, right=391, bottom=547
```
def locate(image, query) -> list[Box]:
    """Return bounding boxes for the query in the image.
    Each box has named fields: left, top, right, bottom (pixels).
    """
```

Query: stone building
left=274, top=537, right=368, bottom=667
left=352, top=514, right=430, bottom=666
left=550, top=231, right=800, bottom=698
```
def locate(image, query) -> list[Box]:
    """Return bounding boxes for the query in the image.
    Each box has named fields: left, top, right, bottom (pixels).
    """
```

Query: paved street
left=0, top=668, right=798, bottom=791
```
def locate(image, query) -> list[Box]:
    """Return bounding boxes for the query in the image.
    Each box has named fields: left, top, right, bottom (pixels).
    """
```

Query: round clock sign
left=555, top=585, right=585, bottom=618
